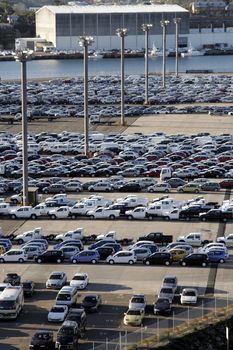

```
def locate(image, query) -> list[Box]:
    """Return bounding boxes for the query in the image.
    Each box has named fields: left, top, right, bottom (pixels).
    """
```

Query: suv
left=29, top=330, right=55, bottom=350
left=65, top=308, right=87, bottom=338
left=56, top=320, right=79, bottom=350
left=35, top=250, right=64, bottom=264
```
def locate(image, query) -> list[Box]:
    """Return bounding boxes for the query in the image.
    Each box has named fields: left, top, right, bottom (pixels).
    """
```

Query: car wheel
left=57, top=259, right=61, bottom=263
left=44, top=189, right=48, bottom=194
left=89, top=188, right=94, bottom=192
left=59, top=190, right=64, bottom=194
left=91, top=259, right=97, bottom=264
left=181, top=261, right=186, bottom=266
left=72, top=259, right=77, bottom=264
left=165, top=261, right=170, bottom=266
left=128, top=260, right=134, bottom=265
left=148, top=215, right=153, bottom=220
left=202, top=262, right=207, bottom=267
left=37, top=258, right=42, bottom=264
left=222, top=218, right=227, bottom=222
left=195, top=189, right=200, bottom=193
left=214, top=188, right=219, bottom=192
left=90, top=215, right=95, bottom=220
left=149, top=189, right=154, bottom=193
left=145, top=260, right=150, bottom=265
left=51, top=214, right=56, bottom=220
left=165, top=189, right=169, bottom=193
left=48, top=234, right=55, bottom=241
left=109, top=215, right=115, bottom=220
left=164, top=216, right=170, bottom=221
left=18, top=258, right=24, bottom=263
left=127, top=215, right=133, bottom=220
left=11, top=214, right=17, bottom=219
left=17, top=239, right=23, bottom=245
left=0, top=258, right=4, bottom=263
left=108, top=259, right=114, bottom=265
left=186, top=217, right=190, bottom=221
left=12, top=199, right=18, bottom=204
left=31, top=214, right=37, bottom=220
left=179, top=189, right=184, bottom=192
left=71, top=214, right=76, bottom=219
left=201, top=217, right=206, bottom=222
left=219, top=259, right=225, bottom=264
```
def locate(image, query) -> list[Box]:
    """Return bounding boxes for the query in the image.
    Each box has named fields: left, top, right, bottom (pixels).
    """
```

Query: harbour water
left=1, top=55, right=233, bottom=80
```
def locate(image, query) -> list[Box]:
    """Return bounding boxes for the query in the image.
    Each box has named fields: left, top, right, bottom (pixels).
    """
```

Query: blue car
left=103, top=243, right=122, bottom=253
left=89, top=239, right=115, bottom=250
left=70, top=250, right=100, bottom=264
left=207, top=249, right=228, bottom=263
left=0, top=239, right=12, bottom=251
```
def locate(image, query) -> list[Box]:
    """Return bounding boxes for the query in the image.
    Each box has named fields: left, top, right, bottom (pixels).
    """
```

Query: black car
left=95, top=246, right=114, bottom=260
left=154, top=298, right=172, bottom=315
left=118, top=183, right=141, bottom=192
left=179, top=253, right=209, bottom=267
left=35, top=250, right=65, bottom=264
left=29, top=330, right=55, bottom=350
left=3, top=273, right=21, bottom=286
left=143, top=252, right=172, bottom=266
left=179, top=206, right=204, bottom=219
left=56, top=321, right=79, bottom=350
left=199, top=209, right=232, bottom=222
left=200, top=182, right=220, bottom=192
left=65, top=308, right=87, bottom=338
left=200, top=169, right=225, bottom=178
left=22, top=280, right=35, bottom=297
left=82, top=294, right=102, bottom=312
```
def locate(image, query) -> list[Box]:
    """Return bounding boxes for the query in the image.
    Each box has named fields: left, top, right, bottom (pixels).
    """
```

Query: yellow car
left=0, top=245, right=6, bottom=255
left=169, top=248, right=188, bottom=262
left=123, top=308, right=145, bottom=326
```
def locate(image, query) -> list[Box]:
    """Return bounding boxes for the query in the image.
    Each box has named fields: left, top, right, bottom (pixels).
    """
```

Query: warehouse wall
left=36, top=8, right=56, bottom=45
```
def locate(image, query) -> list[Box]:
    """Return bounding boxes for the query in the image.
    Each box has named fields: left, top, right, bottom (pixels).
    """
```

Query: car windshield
left=131, top=297, right=144, bottom=303
left=50, top=274, right=62, bottom=280
left=35, top=333, right=51, bottom=340
left=84, top=296, right=96, bottom=302
left=59, top=327, right=74, bottom=336
left=164, top=278, right=175, bottom=284
left=73, top=276, right=85, bottom=281
left=160, top=288, right=173, bottom=294
left=0, top=300, right=16, bottom=309
left=57, top=294, right=71, bottom=301
left=183, top=291, right=196, bottom=296
left=156, top=298, right=170, bottom=306
left=51, top=306, right=65, bottom=313
left=127, top=310, right=141, bottom=315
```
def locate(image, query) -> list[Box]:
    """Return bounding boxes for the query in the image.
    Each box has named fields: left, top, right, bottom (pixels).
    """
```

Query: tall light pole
left=14, top=51, right=31, bottom=206
left=160, top=20, right=170, bottom=88
left=173, top=18, right=181, bottom=77
left=142, top=24, right=153, bottom=105
left=79, top=36, right=94, bottom=157
left=116, top=28, right=128, bottom=126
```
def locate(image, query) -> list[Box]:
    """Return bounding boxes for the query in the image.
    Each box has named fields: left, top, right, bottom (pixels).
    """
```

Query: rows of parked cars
left=0, top=131, right=233, bottom=196
left=2, top=75, right=233, bottom=120
left=2, top=193, right=233, bottom=222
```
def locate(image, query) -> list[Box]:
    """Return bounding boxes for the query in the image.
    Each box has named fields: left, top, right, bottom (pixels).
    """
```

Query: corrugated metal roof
left=37, top=4, right=188, bottom=15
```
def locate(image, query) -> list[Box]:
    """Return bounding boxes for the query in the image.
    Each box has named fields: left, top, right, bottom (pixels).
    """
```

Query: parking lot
left=0, top=112, right=232, bottom=350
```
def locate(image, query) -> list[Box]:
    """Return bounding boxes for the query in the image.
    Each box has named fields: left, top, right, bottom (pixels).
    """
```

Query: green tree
left=14, top=11, right=35, bottom=37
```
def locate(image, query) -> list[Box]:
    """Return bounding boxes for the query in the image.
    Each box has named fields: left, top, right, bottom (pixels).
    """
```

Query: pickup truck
left=10, top=206, right=41, bottom=220
left=69, top=202, right=96, bottom=219
left=177, top=233, right=211, bottom=247
left=117, top=196, right=148, bottom=208
left=0, top=203, right=12, bottom=216
left=125, top=207, right=147, bottom=220
left=138, top=232, right=173, bottom=245
left=48, top=206, right=70, bottom=219
left=15, top=227, right=43, bottom=245
left=45, top=194, right=77, bottom=207
left=86, top=207, right=120, bottom=220
left=54, top=228, right=84, bottom=243
left=217, top=234, right=233, bottom=247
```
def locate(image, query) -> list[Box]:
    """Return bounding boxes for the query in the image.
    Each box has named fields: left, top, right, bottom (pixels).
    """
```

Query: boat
left=88, top=50, right=104, bottom=59
left=181, top=44, right=205, bottom=57
left=148, top=43, right=163, bottom=58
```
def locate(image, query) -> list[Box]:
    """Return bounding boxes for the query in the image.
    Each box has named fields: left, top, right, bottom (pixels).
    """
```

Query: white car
left=106, top=251, right=137, bottom=265
left=88, top=182, right=114, bottom=192
left=48, top=206, right=70, bottom=219
left=129, top=294, right=147, bottom=311
left=10, top=206, right=39, bottom=219
left=148, top=183, right=171, bottom=193
left=87, top=207, right=120, bottom=220
left=0, top=249, right=27, bottom=263
left=125, top=207, right=147, bottom=220
left=70, top=273, right=89, bottom=289
left=46, top=271, right=67, bottom=289
left=48, top=304, right=69, bottom=322
left=180, top=288, right=198, bottom=305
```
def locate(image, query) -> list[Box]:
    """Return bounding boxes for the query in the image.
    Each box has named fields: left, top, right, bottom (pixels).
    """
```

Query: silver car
left=158, top=287, right=175, bottom=303
left=59, top=246, right=80, bottom=259
left=46, top=271, right=67, bottom=289
left=131, top=247, right=151, bottom=261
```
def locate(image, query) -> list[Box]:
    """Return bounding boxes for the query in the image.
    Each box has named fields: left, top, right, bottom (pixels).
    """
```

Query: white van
left=56, top=286, right=78, bottom=306
left=0, top=286, right=24, bottom=319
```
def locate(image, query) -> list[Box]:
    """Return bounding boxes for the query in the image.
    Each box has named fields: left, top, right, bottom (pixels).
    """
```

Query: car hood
left=56, top=335, right=74, bottom=344
left=83, top=301, right=96, bottom=307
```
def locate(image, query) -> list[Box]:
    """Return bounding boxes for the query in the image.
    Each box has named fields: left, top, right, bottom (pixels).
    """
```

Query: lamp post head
left=173, top=17, right=181, bottom=24
left=79, top=36, right=94, bottom=47
left=160, top=20, right=170, bottom=27
left=141, top=23, right=153, bottom=32
left=14, top=50, right=33, bottom=62
left=116, top=28, right=128, bottom=37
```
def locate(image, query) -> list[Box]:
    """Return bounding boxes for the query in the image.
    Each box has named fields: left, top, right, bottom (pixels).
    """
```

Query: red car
left=219, top=179, right=233, bottom=188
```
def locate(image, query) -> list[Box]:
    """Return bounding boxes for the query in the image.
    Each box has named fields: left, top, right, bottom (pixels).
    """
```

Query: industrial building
left=36, top=4, right=190, bottom=50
